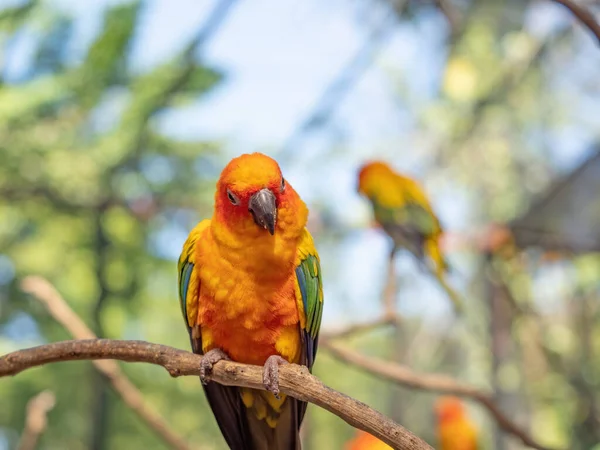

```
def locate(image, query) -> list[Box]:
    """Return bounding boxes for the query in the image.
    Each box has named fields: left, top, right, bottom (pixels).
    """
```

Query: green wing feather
left=177, top=221, right=208, bottom=345
left=177, top=257, right=194, bottom=332
left=294, top=232, right=324, bottom=426
left=373, top=195, right=440, bottom=238
left=295, top=239, right=324, bottom=371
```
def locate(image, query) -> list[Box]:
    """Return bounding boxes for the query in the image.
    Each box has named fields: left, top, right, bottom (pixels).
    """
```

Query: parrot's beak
left=248, top=188, right=277, bottom=235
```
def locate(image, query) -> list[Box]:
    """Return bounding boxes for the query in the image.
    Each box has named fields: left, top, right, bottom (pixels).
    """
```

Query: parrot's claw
left=262, top=355, right=288, bottom=399
left=200, top=348, right=230, bottom=385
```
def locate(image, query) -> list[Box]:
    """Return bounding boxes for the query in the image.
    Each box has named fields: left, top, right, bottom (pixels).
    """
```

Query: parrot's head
left=214, top=152, right=307, bottom=239
left=357, top=161, right=394, bottom=199
left=435, top=396, right=466, bottom=424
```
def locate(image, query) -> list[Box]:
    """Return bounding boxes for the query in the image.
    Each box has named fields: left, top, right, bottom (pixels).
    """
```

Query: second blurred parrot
left=345, top=430, right=392, bottom=450
left=357, top=161, right=462, bottom=312
left=178, top=153, right=324, bottom=449
left=435, top=397, right=478, bottom=450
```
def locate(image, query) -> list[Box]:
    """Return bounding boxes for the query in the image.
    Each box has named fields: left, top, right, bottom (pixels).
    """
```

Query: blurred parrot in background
left=345, top=430, right=392, bottom=450
left=178, top=153, right=324, bottom=450
left=435, top=397, right=478, bottom=450
left=357, top=161, right=463, bottom=313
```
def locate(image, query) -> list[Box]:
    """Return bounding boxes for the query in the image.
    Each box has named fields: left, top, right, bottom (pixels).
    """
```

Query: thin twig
left=552, top=0, right=600, bottom=44
left=383, top=252, right=398, bottom=317
left=321, top=340, right=559, bottom=450
left=21, top=277, right=193, bottom=450
left=0, top=339, right=432, bottom=450
left=16, top=390, right=56, bottom=450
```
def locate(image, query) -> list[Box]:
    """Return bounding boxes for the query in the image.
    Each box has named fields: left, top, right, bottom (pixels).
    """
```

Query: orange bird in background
left=345, top=430, right=392, bottom=450
left=435, top=397, right=478, bottom=450
left=357, top=161, right=463, bottom=312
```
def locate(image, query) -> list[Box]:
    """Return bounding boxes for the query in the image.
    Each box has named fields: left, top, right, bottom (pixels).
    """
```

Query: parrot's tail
left=433, top=270, right=464, bottom=315
left=424, top=238, right=464, bottom=315
left=424, top=238, right=450, bottom=277
left=203, top=381, right=302, bottom=450
left=245, top=392, right=303, bottom=450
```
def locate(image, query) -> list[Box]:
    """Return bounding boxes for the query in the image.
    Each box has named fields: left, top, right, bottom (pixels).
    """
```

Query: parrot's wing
left=374, top=199, right=436, bottom=258
left=400, top=176, right=442, bottom=236
left=394, top=175, right=442, bottom=235
left=293, top=228, right=324, bottom=427
left=177, top=220, right=208, bottom=350
left=372, top=200, right=440, bottom=240
left=372, top=175, right=441, bottom=253
left=403, top=201, right=441, bottom=236
left=177, top=220, right=253, bottom=450
left=295, top=228, right=324, bottom=372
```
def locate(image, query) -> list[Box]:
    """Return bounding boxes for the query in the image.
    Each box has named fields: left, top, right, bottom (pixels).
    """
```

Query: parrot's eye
left=280, top=177, right=286, bottom=193
left=227, top=189, right=240, bottom=206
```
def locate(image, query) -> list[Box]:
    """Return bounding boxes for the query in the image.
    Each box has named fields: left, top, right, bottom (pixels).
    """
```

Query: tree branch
left=21, top=277, right=194, bottom=450
left=0, top=339, right=432, bottom=450
left=320, top=340, right=559, bottom=450
left=552, top=0, right=600, bottom=44
left=16, top=390, right=56, bottom=450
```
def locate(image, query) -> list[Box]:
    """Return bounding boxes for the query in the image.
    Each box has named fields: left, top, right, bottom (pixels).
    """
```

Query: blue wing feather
left=179, top=261, right=194, bottom=328
left=295, top=266, right=308, bottom=310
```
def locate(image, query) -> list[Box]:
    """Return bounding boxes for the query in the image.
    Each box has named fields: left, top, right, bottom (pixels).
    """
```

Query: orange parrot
left=357, top=161, right=463, bottom=312
left=435, top=397, right=478, bottom=450
left=177, top=153, right=324, bottom=449
left=345, top=430, right=392, bottom=450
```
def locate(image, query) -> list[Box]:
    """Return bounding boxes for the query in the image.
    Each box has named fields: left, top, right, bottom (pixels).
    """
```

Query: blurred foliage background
left=0, top=0, right=599, bottom=449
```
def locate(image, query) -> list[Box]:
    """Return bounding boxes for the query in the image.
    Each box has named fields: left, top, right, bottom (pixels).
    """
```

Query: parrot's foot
left=200, top=348, right=230, bottom=385
left=262, top=355, right=288, bottom=399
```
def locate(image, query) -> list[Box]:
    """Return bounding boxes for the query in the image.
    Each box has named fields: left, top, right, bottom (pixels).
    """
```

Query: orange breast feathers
left=194, top=228, right=302, bottom=365
left=436, top=397, right=478, bottom=450
left=187, top=153, right=309, bottom=367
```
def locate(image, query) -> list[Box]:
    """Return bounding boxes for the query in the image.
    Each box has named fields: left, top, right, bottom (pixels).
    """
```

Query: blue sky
left=2, top=0, right=598, bottom=326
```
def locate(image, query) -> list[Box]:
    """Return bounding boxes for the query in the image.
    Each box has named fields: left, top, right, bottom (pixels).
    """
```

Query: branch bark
left=552, top=0, right=600, bottom=44
left=16, top=390, right=56, bottom=450
left=0, top=339, right=432, bottom=450
left=21, top=277, right=193, bottom=450
left=321, top=340, right=559, bottom=450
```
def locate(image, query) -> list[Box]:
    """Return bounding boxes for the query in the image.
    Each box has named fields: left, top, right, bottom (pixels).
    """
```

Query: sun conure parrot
left=357, top=161, right=463, bottom=313
left=435, top=397, right=478, bottom=450
left=345, top=430, right=392, bottom=450
left=177, top=152, right=324, bottom=450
